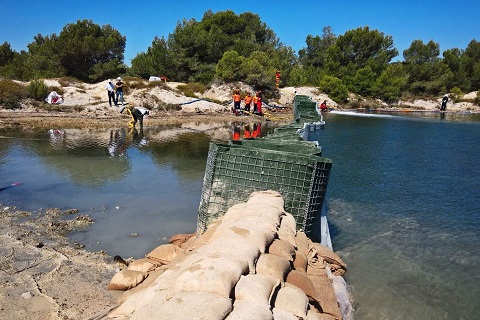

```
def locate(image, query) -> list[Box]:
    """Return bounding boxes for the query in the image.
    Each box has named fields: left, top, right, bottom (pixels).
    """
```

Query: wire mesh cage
left=197, top=143, right=332, bottom=238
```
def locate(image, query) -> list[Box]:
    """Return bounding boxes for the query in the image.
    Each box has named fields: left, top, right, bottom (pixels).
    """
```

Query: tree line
left=0, top=10, right=479, bottom=103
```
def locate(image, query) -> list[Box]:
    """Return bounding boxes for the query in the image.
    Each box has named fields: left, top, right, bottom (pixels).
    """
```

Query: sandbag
left=209, top=220, right=276, bottom=253
left=247, top=190, right=285, bottom=210
left=286, top=269, right=320, bottom=303
left=307, top=270, right=342, bottom=319
left=145, top=243, right=184, bottom=264
left=273, top=283, right=309, bottom=318
left=280, top=213, right=297, bottom=232
left=108, top=284, right=164, bottom=318
left=293, top=251, right=308, bottom=272
left=295, top=231, right=310, bottom=255
left=277, top=221, right=297, bottom=249
left=168, top=232, right=196, bottom=246
left=130, top=291, right=232, bottom=320
left=170, top=255, right=247, bottom=298
left=268, top=239, right=296, bottom=262
left=107, top=270, right=148, bottom=291
left=127, top=258, right=162, bottom=273
left=255, top=253, right=291, bottom=283
left=225, top=299, right=273, bottom=320
left=272, top=308, right=301, bottom=320
left=235, top=274, right=280, bottom=305
left=203, top=233, right=260, bottom=273
left=309, top=243, right=347, bottom=269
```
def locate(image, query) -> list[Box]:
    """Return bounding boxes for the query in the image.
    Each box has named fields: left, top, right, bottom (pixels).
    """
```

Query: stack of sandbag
left=107, top=190, right=351, bottom=320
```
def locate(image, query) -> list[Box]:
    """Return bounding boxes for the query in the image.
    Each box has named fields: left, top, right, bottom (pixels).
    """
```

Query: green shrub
left=176, top=83, right=207, bottom=98
left=0, top=79, right=26, bottom=108
left=2, top=96, right=21, bottom=109
left=319, top=76, right=349, bottom=103
left=449, top=86, right=463, bottom=103
left=27, top=79, right=49, bottom=101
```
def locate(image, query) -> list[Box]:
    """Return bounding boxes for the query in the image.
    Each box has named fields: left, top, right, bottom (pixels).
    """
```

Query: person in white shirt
left=105, top=79, right=116, bottom=107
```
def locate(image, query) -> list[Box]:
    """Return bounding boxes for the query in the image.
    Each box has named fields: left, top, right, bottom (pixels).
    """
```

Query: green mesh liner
left=239, top=139, right=321, bottom=156
left=197, top=143, right=332, bottom=238
left=294, top=95, right=320, bottom=120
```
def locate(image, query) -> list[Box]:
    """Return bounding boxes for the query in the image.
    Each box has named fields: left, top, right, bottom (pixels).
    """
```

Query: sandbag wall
left=107, top=191, right=350, bottom=320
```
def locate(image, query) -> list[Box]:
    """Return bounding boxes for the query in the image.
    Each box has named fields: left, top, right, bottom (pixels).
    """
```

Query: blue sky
left=1, top=0, right=479, bottom=66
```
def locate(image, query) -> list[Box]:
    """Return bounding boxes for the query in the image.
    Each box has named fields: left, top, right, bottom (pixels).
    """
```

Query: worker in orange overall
left=244, top=93, right=253, bottom=113
left=233, top=89, right=242, bottom=116
left=254, top=91, right=263, bottom=116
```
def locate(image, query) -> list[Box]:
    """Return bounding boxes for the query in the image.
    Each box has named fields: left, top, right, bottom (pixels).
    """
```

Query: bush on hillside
left=176, top=83, right=207, bottom=98
left=27, top=79, right=49, bottom=101
left=0, top=79, right=26, bottom=109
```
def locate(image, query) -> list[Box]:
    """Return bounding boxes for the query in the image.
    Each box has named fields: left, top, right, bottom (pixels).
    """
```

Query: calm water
left=1, top=112, right=479, bottom=319
left=312, top=111, right=480, bottom=319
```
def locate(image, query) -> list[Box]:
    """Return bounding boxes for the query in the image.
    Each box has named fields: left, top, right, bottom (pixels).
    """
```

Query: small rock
left=21, top=292, right=33, bottom=299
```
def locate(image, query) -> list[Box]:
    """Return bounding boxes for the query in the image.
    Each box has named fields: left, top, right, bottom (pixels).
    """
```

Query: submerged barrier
left=197, top=95, right=331, bottom=241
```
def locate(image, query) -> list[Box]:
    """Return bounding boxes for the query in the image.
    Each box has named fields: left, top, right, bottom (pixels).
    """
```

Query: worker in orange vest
left=233, top=89, right=241, bottom=116
left=244, top=93, right=253, bottom=112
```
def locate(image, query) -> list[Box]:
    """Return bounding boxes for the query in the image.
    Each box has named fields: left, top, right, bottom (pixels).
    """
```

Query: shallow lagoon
left=1, top=112, right=480, bottom=319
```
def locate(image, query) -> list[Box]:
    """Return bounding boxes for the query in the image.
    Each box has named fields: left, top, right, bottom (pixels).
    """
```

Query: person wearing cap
left=105, top=79, right=116, bottom=107
left=115, top=77, right=124, bottom=106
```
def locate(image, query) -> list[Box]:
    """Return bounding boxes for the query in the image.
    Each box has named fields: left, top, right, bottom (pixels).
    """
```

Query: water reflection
left=231, top=121, right=264, bottom=142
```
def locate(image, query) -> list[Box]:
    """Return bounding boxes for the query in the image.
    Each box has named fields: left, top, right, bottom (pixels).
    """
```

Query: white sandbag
left=170, top=255, right=247, bottom=298
left=306, top=307, right=323, bottom=320
left=295, top=231, right=310, bottom=255
left=273, top=283, right=309, bottom=318
left=209, top=219, right=276, bottom=253
left=280, top=213, right=297, bottom=232
left=268, top=239, right=296, bottom=262
left=203, top=233, right=260, bottom=273
left=145, top=243, right=184, bottom=264
left=255, top=253, right=291, bottom=283
left=235, top=274, right=280, bottom=305
left=277, top=219, right=297, bottom=248
left=108, top=284, right=165, bottom=318
left=127, top=258, right=162, bottom=272
left=130, top=291, right=232, bottom=320
left=107, top=270, right=148, bottom=291
left=272, top=307, right=303, bottom=320
left=225, top=299, right=273, bottom=320
left=247, top=190, right=285, bottom=210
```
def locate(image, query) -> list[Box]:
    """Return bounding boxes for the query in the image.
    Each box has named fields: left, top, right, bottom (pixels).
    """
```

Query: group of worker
left=232, top=90, right=263, bottom=116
